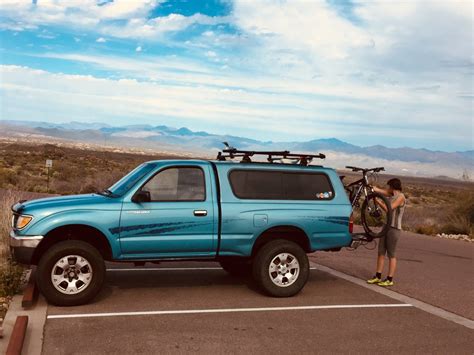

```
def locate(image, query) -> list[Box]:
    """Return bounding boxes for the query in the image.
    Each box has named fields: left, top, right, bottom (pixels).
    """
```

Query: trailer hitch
left=349, top=233, right=376, bottom=250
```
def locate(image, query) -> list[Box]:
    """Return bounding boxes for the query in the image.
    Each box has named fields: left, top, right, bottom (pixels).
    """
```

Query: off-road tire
left=252, top=240, right=309, bottom=297
left=37, top=240, right=105, bottom=306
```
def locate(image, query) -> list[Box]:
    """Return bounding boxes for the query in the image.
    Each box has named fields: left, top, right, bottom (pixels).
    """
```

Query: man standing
left=367, top=178, right=406, bottom=287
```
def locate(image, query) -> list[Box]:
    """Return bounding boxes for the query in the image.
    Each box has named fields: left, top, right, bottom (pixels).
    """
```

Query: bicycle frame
left=346, top=175, right=373, bottom=208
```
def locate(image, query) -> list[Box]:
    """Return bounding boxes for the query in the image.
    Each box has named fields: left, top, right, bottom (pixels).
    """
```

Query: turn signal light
left=16, top=215, right=33, bottom=229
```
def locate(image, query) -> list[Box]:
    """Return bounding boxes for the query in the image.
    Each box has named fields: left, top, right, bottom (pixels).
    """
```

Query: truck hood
left=12, top=193, right=122, bottom=214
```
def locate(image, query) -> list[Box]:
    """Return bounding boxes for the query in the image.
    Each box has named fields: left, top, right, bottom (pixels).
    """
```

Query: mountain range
left=1, top=120, right=472, bottom=179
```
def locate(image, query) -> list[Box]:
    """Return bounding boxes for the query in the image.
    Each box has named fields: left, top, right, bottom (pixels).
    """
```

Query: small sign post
left=45, top=159, right=53, bottom=192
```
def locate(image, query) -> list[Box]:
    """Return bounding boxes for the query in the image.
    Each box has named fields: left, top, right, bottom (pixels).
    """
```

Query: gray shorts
left=378, top=227, right=401, bottom=258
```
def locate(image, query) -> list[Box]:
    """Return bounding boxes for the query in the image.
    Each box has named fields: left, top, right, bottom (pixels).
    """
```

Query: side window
left=229, top=170, right=333, bottom=200
left=142, top=167, right=205, bottom=201
left=229, top=170, right=282, bottom=199
left=283, top=173, right=333, bottom=200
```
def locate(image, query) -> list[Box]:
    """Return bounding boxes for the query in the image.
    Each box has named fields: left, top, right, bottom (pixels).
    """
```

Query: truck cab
left=10, top=150, right=353, bottom=306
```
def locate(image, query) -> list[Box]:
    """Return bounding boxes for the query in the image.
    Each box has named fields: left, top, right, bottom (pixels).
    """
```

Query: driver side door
left=118, top=163, right=217, bottom=259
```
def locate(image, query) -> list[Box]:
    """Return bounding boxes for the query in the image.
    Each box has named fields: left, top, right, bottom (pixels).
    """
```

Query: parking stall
left=42, top=261, right=473, bottom=354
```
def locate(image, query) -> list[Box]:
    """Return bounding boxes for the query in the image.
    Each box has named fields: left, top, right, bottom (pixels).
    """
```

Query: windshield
left=107, top=163, right=157, bottom=197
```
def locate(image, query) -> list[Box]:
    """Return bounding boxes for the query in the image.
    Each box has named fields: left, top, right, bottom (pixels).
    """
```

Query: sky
left=0, top=0, right=472, bottom=152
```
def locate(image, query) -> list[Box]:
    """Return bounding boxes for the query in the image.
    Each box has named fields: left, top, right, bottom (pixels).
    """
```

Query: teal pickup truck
left=10, top=148, right=353, bottom=306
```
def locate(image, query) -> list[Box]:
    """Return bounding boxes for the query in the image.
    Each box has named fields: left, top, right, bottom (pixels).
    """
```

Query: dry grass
left=0, top=189, right=19, bottom=265
left=0, top=142, right=175, bottom=195
left=0, top=190, right=32, bottom=302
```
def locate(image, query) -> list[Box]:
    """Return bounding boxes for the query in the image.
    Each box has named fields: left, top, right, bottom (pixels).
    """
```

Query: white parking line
left=47, top=303, right=412, bottom=320
left=106, top=267, right=318, bottom=272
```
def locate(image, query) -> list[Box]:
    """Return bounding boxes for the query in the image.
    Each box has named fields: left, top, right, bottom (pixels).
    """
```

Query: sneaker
left=378, top=279, right=394, bottom=287
left=367, top=277, right=381, bottom=284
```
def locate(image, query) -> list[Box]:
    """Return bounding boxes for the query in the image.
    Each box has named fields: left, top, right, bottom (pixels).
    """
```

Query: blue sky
left=0, top=0, right=472, bottom=151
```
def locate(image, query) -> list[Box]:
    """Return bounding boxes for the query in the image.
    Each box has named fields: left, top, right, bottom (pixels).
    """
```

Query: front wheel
left=37, top=240, right=106, bottom=306
left=361, top=193, right=392, bottom=239
left=252, top=240, right=309, bottom=297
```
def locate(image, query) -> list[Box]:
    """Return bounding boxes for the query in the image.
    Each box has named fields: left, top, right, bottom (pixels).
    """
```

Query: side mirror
left=132, top=190, right=151, bottom=203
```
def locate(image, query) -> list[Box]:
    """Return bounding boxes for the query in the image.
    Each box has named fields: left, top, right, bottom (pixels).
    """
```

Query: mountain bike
left=342, top=166, right=392, bottom=240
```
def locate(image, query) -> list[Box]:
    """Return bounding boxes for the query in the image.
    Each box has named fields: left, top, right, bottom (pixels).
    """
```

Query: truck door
left=118, top=163, right=217, bottom=258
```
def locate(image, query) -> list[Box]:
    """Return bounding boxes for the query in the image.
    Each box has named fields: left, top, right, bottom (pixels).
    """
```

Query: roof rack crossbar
left=216, top=142, right=326, bottom=166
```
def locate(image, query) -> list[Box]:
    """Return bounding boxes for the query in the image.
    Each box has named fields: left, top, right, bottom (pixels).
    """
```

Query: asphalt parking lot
left=42, top=260, right=473, bottom=354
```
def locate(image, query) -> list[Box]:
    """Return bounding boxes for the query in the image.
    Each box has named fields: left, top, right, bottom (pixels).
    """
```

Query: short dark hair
left=387, top=178, right=402, bottom=191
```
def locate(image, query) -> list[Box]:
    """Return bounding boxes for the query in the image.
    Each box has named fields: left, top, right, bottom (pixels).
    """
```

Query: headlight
left=15, top=215, right=33, bottom=229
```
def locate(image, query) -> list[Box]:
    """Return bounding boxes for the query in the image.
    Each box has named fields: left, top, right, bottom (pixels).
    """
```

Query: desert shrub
left=454, top=195, right=474, bottom=224
left=80, top=182, right=99, bottom=194
left=0, top=168, right=16, bottom=186
left=410, top=197, right=420, bottom=205
left=49, top=180, right=72, bottom=195
left=0, top=261, right=26, bottom=297
left=0, top=190, right=19, bottom=264
left=440, top=215, right=473, bottom=237
left=415, top=224, right=439, bottom=236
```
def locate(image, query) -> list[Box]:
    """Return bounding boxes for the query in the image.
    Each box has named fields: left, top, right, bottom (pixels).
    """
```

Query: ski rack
left=216, top=142, right=326, bottom=166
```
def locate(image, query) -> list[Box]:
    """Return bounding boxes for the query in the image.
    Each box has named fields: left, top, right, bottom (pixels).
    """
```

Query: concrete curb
left=5, top=315, right=28, bottom=355
left=0, top=272, right=47, bottom=355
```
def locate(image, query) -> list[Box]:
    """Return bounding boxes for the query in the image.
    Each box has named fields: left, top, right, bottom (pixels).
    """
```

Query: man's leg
left=388, top=257, right=397, bottom=278
left=368, top=239, right=386, bottom=284
left=378, top=228, right=400, bottom=287
left=376, top=254, right=385, bottom=274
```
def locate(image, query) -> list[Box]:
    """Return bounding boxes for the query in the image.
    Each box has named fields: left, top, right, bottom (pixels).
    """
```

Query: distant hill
left=1, top=120, right=472, bottom=179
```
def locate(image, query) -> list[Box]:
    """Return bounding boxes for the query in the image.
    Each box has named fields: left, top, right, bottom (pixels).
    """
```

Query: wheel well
left=251, top=226, right=311, bottom=256
left=32, top=224, right=112, bottom=265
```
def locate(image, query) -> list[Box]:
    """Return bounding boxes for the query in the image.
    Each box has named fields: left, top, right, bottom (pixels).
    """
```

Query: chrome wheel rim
left=51, top=255, right=93, bottom=295
left=268, top=253, right=300, bottom=287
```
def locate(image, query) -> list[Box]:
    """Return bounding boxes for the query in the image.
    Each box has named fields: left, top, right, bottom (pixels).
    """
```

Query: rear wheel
left=252, top=240, right=309, bottom=297
left=361, top=192, right=392, bottom=239
left=37, top=240, right=105, bottom=306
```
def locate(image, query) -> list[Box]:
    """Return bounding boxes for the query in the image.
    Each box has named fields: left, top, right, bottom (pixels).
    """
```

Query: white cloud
left=2, top=61, right=470, bottom=151
left=233, top=0, right=372, bottom=60
left=135, top=46, right=142, bottom=52
left=0, top=1, right=228, bottom=39
left=0, top=1, right=471, bottom=151
left=96, top=37, right=106, bottom=43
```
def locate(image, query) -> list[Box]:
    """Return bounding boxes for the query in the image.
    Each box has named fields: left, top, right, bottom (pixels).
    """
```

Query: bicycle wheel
left=361, top=193, right=392, bottom=239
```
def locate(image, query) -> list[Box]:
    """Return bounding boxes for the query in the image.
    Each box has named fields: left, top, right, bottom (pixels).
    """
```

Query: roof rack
left=216, top=142, right=325, bottom=166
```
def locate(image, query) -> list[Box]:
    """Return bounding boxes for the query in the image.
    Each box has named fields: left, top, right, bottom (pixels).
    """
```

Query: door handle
left=194, top=210, right=208, bottom=217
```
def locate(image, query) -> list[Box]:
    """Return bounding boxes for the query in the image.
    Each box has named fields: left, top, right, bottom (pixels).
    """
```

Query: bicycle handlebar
left=345, top=166, right=385, bottom=173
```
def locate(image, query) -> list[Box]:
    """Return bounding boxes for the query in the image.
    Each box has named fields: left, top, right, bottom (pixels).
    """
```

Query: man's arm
left=376, top=194, right=405, bottom=212
left=391, top=194, right=405, bottom=210
left=372, top=185, right=391, bottom=197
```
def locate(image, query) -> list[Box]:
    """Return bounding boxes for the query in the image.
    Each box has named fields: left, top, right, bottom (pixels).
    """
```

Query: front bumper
left=9, top=230, right=43, bottom=265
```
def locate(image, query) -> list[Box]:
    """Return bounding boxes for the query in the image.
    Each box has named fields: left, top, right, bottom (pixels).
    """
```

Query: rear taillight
left=349, top=213, right=354, bottom=234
